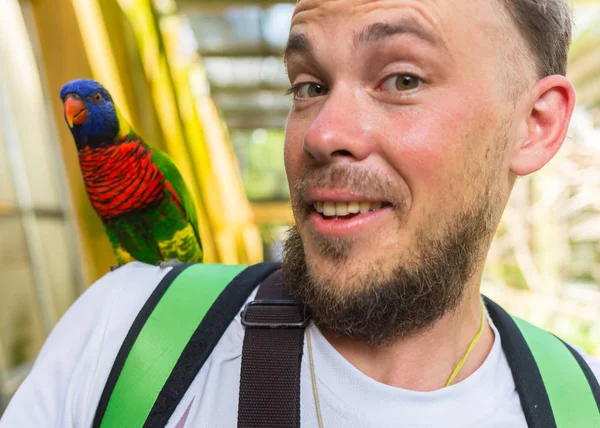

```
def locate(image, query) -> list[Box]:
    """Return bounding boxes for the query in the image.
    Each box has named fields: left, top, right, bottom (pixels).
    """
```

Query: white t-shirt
left=1, top=262, right=599, bottom=427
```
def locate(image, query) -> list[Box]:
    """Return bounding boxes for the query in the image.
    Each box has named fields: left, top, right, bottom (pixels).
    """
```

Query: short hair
left=500, top=0, right=573, bottom=77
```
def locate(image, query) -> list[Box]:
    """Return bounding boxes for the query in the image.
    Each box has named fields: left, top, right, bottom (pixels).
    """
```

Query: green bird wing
left=150, top=147, right=202, bottom=247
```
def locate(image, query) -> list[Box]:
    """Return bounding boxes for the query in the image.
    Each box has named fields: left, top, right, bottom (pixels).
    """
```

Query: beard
left=282, top=166, right=501, bottom=347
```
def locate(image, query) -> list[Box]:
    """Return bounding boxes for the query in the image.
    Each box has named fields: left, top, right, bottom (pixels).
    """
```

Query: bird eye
left=92, top=92, right=103, bottom=103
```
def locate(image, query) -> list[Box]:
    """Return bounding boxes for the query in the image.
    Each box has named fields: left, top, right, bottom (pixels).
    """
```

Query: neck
left=71, top=129, right=116, bottom=150
left=320, top=275, right=494, bottom=392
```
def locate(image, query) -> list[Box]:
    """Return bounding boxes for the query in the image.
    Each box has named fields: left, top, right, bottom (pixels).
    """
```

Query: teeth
left=347, top=202, right=359, bottom=214
left=323, top=202, right=336, bottom=217
left=335, top=202, right=348, bottom=216
left=313, top=201, right=387, bottom=216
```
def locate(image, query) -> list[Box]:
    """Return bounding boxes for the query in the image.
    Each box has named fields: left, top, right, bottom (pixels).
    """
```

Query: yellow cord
left=306, top=327, right=325, bottom=428
left=445, top=302, right=486, bottom=387
left=306, top=302, right=487, bottom=428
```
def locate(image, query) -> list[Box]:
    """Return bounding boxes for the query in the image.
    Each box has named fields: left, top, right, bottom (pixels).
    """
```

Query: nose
left=303, top=85, right=374, bottom=164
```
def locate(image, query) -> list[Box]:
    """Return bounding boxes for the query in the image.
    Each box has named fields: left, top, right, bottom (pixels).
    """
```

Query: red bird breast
left=78, top=140, right=165, bottom=219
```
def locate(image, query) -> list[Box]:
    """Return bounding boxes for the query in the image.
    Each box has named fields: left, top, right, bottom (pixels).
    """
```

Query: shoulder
left=570, top=344, right=600, bottom=383
left=34, top=261, right=170, bottom=366
left=0, top=262, right=170, bottom=427
left=57, top=262, right=170, bottom=347
left=487, top=299, right=600, bottom=384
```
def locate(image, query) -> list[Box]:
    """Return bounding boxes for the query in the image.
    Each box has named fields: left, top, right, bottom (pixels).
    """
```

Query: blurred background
left=0, top=0, right=599, bottom=413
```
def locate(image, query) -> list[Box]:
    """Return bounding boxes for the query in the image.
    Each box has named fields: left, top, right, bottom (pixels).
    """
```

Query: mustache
left=292, top=164, right=405, bottom=207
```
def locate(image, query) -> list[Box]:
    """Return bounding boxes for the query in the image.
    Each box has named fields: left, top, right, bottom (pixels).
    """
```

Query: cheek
left=283, top=127, right=305, bottom=191
left=384, top=110, right=462, bottom=184
left=381, top=102, right=496, bottom=204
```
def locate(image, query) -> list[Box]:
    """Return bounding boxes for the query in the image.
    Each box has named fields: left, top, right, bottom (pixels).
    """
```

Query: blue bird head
left=60, top=79, right=120, bottom=149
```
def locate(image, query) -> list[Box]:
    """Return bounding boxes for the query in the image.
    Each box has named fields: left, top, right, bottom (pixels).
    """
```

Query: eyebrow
left=283, top=18, right=447, bottom=66
left=284, top=33, right=312, bottom=65
left=354, top=20, right=446, bottom=51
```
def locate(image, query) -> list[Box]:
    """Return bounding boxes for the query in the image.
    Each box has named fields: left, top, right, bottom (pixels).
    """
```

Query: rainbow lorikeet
left=60, top=79, right=203, bottom=267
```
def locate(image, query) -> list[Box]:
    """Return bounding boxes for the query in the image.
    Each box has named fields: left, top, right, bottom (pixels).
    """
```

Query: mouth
left=312, top=201, right=392, bottom=220
left=73, top=108, right=87, bottom=120
left=64, top=96, right=88, bottom=128
left=307, top=199, right=394, bottom=238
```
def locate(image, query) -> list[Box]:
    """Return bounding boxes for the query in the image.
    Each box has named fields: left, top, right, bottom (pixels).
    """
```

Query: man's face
left=283, top=0, right=520, bottom=337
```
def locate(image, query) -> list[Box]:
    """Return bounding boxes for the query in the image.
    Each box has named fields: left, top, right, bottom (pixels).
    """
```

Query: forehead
left=293, top=0, right=442, bottom=21
left=62, top=81, right=104, bottom=95
left=290, top=0, right=511, bottom=55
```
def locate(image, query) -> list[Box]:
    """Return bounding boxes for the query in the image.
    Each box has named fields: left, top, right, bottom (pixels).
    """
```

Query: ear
left=509, top=75, right=576, bottom=176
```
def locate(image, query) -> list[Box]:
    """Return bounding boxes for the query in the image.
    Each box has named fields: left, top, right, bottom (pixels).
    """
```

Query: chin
left=282, top=184, right=499, bottom=344
left=302, top=232, right=398, bottom=292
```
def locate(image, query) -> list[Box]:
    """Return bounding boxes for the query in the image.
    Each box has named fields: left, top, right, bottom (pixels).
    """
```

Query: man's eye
left=381, top=74, right=423, bottom=92
left=289, top=83, right=329, bottom=99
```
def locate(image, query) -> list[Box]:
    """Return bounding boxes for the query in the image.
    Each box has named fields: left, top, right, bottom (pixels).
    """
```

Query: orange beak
left=64, top=96, right=87, bottom=127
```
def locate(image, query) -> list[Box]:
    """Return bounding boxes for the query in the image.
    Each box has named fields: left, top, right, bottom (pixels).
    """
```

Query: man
left=1, top=0, right=599, bottom=427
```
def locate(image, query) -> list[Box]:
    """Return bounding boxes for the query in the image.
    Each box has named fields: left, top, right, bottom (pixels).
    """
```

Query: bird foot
left=110, top=264, right=124, bottom=272
left=157, top=258, right=184, bottom=269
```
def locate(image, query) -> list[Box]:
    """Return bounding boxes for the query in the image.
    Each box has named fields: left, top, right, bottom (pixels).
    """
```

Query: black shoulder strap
left=145, top=262, right=281, bottom=427
left=94, top=261, right=281, bottom=428
left=237, top=269, right=310, bottom=428
left=484, top=296, right=600, bottom=428
left=561, top=340, right=600, bottom=412
left=484, top=296, right=556, bottom=428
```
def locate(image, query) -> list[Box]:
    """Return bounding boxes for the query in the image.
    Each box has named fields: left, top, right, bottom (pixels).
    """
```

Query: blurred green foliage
left=231, top=129, right=290, bottom=202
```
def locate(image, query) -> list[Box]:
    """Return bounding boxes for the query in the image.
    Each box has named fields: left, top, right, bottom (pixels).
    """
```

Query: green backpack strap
left=484, top=296, right=600, bottom=428
left=93, top=262, right=281, bottom=428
